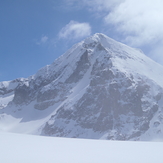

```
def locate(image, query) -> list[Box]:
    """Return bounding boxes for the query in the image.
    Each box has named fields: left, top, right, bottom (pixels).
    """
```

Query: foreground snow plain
left=0, top=132, right=163, bottom=163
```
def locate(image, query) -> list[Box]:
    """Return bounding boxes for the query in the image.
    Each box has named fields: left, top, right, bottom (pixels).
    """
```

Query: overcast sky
left=0, top=0, right=163, bottom=81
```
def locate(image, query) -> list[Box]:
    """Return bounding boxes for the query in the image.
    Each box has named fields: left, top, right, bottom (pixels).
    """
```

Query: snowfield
left=0, top=132, right=163, bottom=163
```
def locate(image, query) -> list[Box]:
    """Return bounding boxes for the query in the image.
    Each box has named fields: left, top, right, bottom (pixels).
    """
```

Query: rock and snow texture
left=0, top=33, right=163, bottom=141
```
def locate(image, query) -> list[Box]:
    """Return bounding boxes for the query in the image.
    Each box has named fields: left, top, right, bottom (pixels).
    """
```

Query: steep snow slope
left=0, top=33, right=163, bottom=141
left=0, top=132, right=163, bottom=163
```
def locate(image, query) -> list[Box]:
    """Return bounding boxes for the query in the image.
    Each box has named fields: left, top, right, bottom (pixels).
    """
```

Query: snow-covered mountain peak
left=1, top=33, right=163, bottom=141
left=32, top=33, right=146, bottom=80
left=83, top=33, right=117, bottom=49
left=84, top=33, right=114, bottom=44
left=22, top=33, right=163, bottom=90
left=82, top=33, right=144, bottom=60
left=83, top=33, right=102, bottom=46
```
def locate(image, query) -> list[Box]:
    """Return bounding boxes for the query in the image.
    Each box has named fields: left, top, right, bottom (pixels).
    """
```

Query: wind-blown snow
left=0, top=132, right=163, bottom=163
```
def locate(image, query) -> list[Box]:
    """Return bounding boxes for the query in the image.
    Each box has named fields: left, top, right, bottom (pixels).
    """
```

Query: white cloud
left=60, top=0, right=163, bottom=65
left=63, top=0, right=163, bottom=64
left=36, top=35, right=48, bottom=45
left=59, top=21, right=91, bottom=40
left=65, top=0, right=163, bottom=46
left=104, top=0, right=163, bottom=47
left=41, top=36, right=48, bottom=43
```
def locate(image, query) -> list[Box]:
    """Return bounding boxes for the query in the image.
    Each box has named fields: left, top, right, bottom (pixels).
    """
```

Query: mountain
left=0, top=33, right=163, bottom=141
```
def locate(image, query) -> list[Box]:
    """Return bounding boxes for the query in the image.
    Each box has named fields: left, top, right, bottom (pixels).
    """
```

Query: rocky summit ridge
left=0, top=33, right=163, bottom=141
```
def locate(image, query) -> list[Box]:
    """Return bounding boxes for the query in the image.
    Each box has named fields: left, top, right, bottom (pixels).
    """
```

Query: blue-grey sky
left=1, top=0, right=163, bottom=81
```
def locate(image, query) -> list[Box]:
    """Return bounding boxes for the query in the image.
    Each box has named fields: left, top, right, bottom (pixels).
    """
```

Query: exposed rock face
left=1, top=33, right=163, bottom=141
left=41, top=65, right=162, bottom=140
